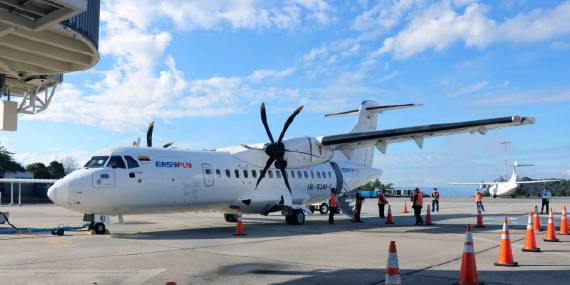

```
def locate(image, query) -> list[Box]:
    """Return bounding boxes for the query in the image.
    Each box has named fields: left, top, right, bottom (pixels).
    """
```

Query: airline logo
left=138, top=156, right=151, bottom=162
left=341, top=168, right=360, bottom=173
left=156, top=161, right=192, bottom=168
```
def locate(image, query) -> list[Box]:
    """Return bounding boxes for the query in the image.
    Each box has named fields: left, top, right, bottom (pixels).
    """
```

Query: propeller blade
left=276, top=159, right=292, bottom=195
left=147, top=121, right=155, bottom=147
left=255, top=156, right=276, bottom=190
left=241, top=144, right=263, bottom=150
left=133, top=141, right=136, bottom=146
left=284, top=148, right=319, bottom=157
left=163, top=142, right=174, bottom=148
left=260, top=103, right=275, bottom=143
left=277, top=106, right=303, bottom=143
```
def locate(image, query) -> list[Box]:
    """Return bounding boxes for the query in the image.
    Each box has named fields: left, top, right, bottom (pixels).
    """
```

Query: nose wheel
left=91, top=222, right=106, bottom=234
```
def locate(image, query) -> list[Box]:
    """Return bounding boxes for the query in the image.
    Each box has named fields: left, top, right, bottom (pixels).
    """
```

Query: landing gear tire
left=224, top=213, right=238, bottom=222
left=319, top=203, right=329, bottom=215
left=292, top=209, right=305, bottom=225
left=93, top=223, right=106, bottom=234
left=285, top=215, right=294, bottom=225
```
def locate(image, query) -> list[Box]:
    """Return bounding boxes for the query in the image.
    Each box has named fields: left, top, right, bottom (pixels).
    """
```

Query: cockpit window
left=124, top=156, right=140, bottom=169
left=107, top=156, right=126, bottom=169
left=84, top=156, right=109, bottom=168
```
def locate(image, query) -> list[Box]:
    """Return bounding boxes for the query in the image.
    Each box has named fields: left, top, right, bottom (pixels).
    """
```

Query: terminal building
left=0, top=0, right=100, bottom=131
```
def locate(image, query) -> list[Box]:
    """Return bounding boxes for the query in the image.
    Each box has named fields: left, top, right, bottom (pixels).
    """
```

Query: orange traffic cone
left=494, top=217, right=518, bottom=267
left=522, top=212, right=540, bottom=252
left=385, top=241, right=401, bottom=285
left=452, top=224, right=483, bottom=285
left=403, top=201, right=409, bottom=213
left=560, top=206, right=569, bottom=235
left=385, top=205, right=394, bottom=224
left=425, top=205, right=433, bottom=225
left=232, top=209, right=246, bottom=236
left=533, top=206, right=542, bottom=232
left=352, top=208, right=359, bottom=222
left=475, top=205, right=484, bottom=228
left=543, top=208, right=559, bottom=242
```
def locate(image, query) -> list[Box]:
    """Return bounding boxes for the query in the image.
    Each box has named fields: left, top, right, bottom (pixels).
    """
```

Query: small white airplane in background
left=449, top=161, right=560, bottom=197
left=47, top=100, right=535, bottom=234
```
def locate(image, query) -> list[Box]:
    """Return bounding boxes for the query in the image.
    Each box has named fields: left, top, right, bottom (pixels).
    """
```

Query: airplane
left=47, top=100, right=535, bottom=234
left=449, top=161, right=560, bottom=197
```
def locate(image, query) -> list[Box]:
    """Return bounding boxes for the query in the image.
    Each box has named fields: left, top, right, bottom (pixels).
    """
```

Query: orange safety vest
left=475, top=192, right=482, bottom=202
left=355, top=191, right=363, bottom=205
left=432, top=191, right=439, bottom=201
left=378, top=193, right=386, bottom=205
left=413, top=193, right=423, bottom=207
left=330, top=194, right=338, bottom=208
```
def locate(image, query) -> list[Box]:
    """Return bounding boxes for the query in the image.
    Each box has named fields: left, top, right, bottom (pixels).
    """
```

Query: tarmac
left=1, top=197, right=569, bottom=285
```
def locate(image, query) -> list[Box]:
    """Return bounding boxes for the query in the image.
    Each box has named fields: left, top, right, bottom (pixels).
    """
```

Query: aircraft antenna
left=500, top=140, right=511, bottom=181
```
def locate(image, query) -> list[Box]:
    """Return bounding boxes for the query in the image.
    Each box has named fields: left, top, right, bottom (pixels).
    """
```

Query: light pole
left=501, top=141, right=511, bottom=181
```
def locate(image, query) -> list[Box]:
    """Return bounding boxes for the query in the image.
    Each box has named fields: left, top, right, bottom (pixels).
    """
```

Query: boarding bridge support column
left=18, top=182, right=22, bottom=206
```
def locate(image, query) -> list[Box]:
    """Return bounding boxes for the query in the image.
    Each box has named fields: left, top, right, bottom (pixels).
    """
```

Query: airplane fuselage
left=48, top=146, right=382, bottom=216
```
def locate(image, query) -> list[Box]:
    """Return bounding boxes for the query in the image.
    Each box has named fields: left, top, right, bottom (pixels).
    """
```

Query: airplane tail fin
left=324, top=101, right=422, bottom=167
left=498, top=161, right=534, bottom=182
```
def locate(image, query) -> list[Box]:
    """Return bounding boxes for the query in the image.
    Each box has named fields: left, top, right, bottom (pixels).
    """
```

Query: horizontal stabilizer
left=323, top=103, right=423, bottom=118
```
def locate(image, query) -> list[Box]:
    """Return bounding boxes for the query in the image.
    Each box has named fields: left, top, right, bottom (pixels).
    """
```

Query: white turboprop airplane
left=449, top=161, right=560, bottom=197
left=47, top=100, right=535, bottom=234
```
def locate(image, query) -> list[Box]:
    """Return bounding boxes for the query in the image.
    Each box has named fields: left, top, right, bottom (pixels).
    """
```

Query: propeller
left=250, top=103, right=303, bottom=195
left=142, top=121, right=174, bottom=148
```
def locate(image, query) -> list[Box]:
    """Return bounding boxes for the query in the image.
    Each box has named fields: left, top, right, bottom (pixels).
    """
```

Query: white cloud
left=303, top=45, right=328, bottom=61
left=375, top=71, right=401, bottom=83
left=451, top=81, right=488, bottom=97
left=563, top=170, right=570, bottom=177
left=468, top=87, right=570, bottom=106
left=552, top=41, right=570, bottom=50
left=247, top=68, right=295, bottom=82
left=14, top=150, right=92, bottom=167
left=372, top=1, right=570, bottom=59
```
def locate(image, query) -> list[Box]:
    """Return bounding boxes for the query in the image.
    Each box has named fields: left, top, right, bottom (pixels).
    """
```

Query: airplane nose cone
left=47, top=185, right=56, bottom=201
left=48, top=180, right=69, bottom=206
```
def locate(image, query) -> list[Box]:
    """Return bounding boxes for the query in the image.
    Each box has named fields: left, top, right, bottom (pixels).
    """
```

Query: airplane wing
left=319, top=116, right=535, bottom=153
left=515, top=180, right=561, bottom=184
left=449, top=182, right=498, bottom=185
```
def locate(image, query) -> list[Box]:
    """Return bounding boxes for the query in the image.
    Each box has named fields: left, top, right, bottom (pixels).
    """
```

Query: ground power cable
left=0, top=212, right=18, bottom=230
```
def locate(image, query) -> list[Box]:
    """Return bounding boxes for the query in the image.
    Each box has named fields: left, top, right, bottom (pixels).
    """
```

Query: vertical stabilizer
left=343, top=100, right=379, bottom=167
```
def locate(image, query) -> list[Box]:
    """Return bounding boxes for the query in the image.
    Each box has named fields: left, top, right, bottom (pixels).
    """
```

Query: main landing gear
left=224, top=213, right=238, bottom=222
left=285, top=209, right=305, bottom=225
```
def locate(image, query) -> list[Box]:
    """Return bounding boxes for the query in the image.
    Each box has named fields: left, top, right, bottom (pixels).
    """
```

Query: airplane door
left=159, top=156, right=182, bottom=204
left=202, top=163, right=214, bottom=187
left=328, top=161, right=344, bottom=193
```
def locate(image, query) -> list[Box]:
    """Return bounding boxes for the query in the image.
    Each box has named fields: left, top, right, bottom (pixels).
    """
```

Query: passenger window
left=216, top=169, right=221, bottom=178
left=234, top=170, right=239, bottom=178
left=276, top=170, right=281, bottom=178
left=252, top=170, right=257, bottom=178
left=243, top=170, right=248, bottom=178
left=328, top=172, right=332, bottom=179
left=322, top=171, right=326, bottom=179
left=304, top=171, right=308, bottom=179
left=317, top=171, right=321, bottom=179
left=291, top=171, right=295, bottom=178
left=268, top=170, right=273, bottom=178
left=298, top=171, right=302, bottom=179
left=107, top=156, right=126, bottom=169
left=124, top=156, right=139, bottom=169
left=225, top=169, right=231, bottom=178
left=311, top=171, right=315, bottom=179
left=204, top=168, right=212, bottom=179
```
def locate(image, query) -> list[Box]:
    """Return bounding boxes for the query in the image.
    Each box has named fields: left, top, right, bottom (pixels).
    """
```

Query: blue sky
left=2, top=0, right=570, bottom=188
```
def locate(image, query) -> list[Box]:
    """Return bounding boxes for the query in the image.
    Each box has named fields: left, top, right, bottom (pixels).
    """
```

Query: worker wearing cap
left=540, top=187, right=551, bottom=214
left=431, top=188, right=440, bottom=212
left=411, top=187, right=424, bottom=225
left=329, top=188, right=338, bottom=224
left=354, top=187, right=364, bottom=222
left=475, top=189, right=485, bottom=212
left=377, top=188, right=388, bottom=218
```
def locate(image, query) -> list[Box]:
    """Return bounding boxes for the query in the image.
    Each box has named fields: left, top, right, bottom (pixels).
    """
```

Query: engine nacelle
left=281, top=136, right=333, bottom=168
left=479, top=184, right=487, bottom=189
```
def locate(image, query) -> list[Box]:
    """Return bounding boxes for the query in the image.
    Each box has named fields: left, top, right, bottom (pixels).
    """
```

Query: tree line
left=0, top=144, right=78, bottom=180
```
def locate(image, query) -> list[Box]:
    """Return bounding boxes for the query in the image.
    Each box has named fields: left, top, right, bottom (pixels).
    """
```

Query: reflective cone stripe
left=385, top=205, right=394, bottom=224
left=544, top=208, right=559, bottom=242
left=494, top=217, right=518, bottom=266
left=522, top=212, right=540, bottom=252
left=425, top=205, right=433, bottom=225
left=233, top=209, right=247, bottom=236
left=385, top=241, right=401, bottom=285
left=453, top=224, right=483, bottom=285
left=560, top=206, right=569, bottom=235
left=475, top=205, right=484, bottom=228
left=403, top=201, right=409, bottom=213
left=534, top=205, right=542, bottom=232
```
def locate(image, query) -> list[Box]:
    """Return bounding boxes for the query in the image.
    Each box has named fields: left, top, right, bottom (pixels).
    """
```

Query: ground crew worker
left=377, top=188, right=388, bottom=218
left=329, top=188, right=338, bottom=224
left=411, top=187, right=423, bottom=225
left=355, top=187, right=364, bottom=222
left=431, top=188, right=439, bottom=212
left=541, top=187, right=551, bottom=214
left=475, top=189, right=485, bottom=212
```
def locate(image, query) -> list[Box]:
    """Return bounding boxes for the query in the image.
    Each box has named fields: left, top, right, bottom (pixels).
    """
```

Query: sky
left=2, top=0, right=570, bottom=188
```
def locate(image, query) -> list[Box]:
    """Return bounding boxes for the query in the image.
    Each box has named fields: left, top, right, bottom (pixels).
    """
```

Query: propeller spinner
left=250, top=103, right=303, bottom=195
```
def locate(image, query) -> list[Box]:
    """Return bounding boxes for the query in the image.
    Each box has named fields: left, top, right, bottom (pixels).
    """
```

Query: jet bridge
left=0, top=0, right=100, bottom=131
